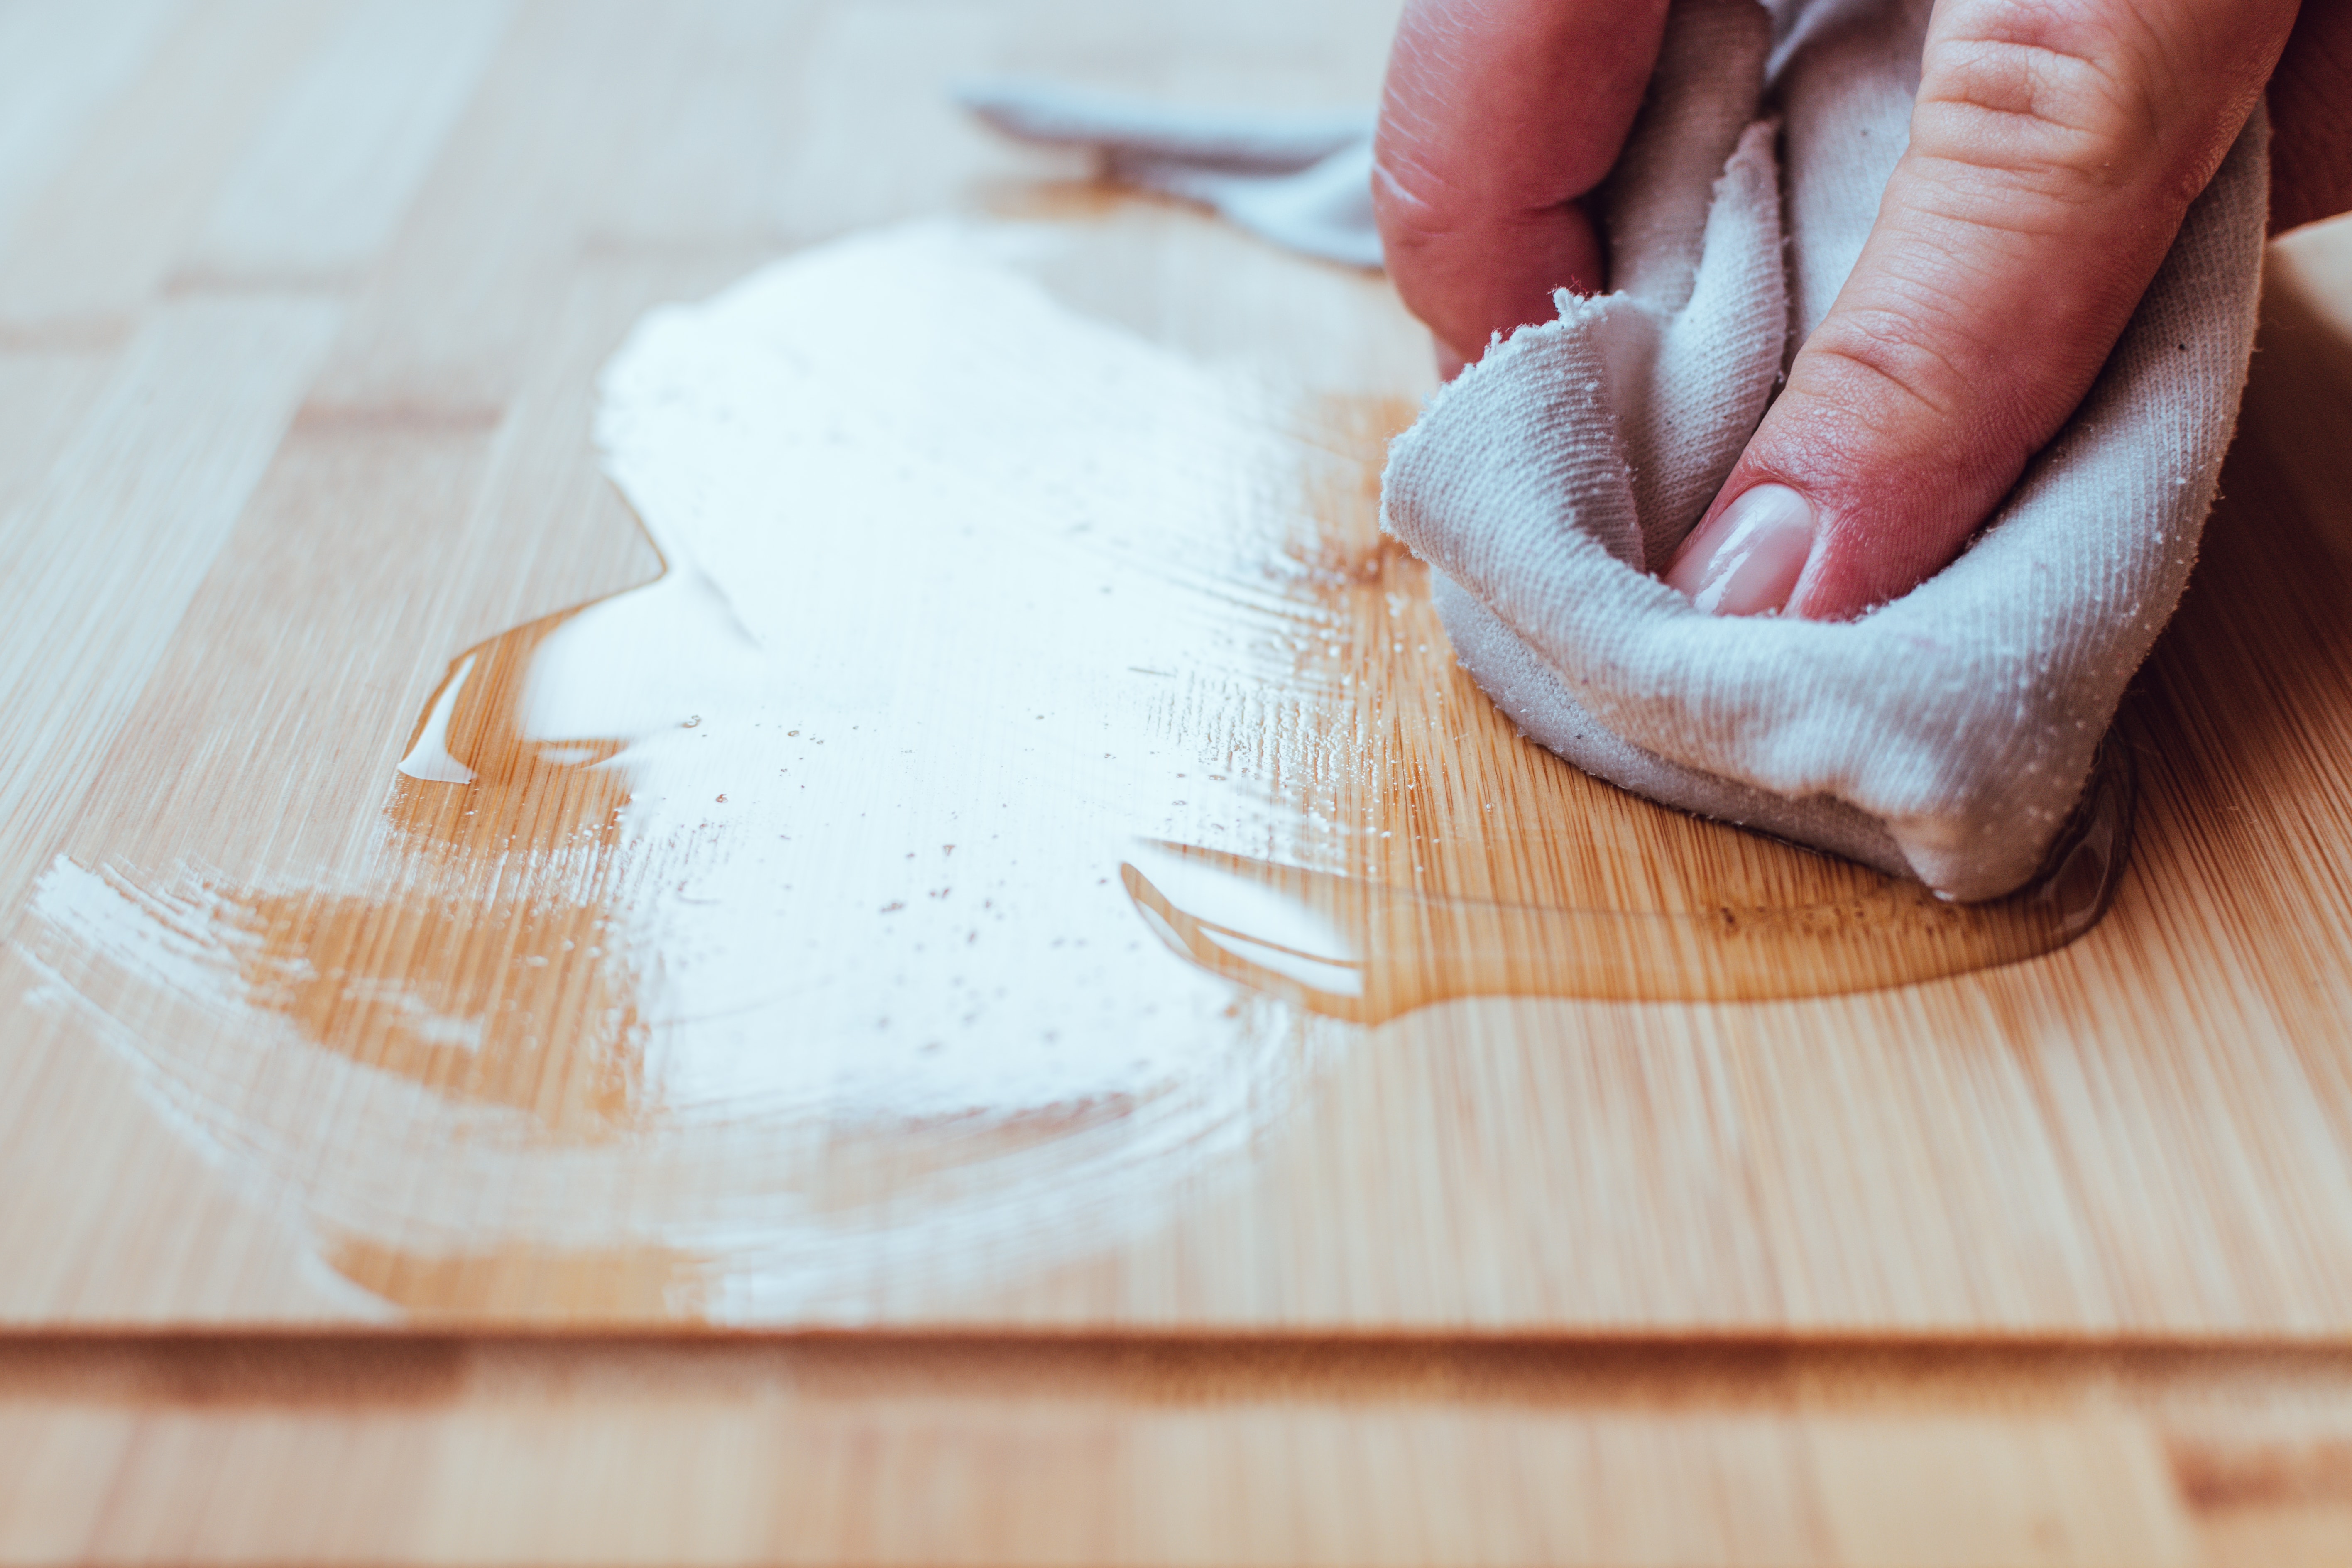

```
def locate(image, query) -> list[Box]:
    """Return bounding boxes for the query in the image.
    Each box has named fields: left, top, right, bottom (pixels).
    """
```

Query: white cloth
left=957, top=78, right=1382, bottom=269
left=965, top=0, right=2269, bottom=899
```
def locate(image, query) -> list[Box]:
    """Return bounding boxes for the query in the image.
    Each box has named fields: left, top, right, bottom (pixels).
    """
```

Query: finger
left=1667, top=0, right=2299, bottom=621
left=1373, top=0, right=1669, bottom=367
left=2270, top=0, right=2352, bottom=233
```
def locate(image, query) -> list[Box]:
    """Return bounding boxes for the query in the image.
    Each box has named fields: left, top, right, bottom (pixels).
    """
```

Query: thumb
left=1667, top=0, right=2298, bottom=621
left=1373, top=0, right=1669, bottom=369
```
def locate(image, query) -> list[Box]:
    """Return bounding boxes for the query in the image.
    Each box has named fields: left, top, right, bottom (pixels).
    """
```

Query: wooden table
left=6, top=1, right=2352, bottom=1560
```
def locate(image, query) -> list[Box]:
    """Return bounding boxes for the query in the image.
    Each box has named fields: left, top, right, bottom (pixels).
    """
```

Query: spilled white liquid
left=23, top=219, right=1366, bottom=1317
left=556, top=219, right=1316, bottom=1107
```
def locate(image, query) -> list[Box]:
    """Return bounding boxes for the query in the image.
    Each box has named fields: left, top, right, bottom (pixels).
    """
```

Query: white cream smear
left=22, top=219, right=1364, bottom=1318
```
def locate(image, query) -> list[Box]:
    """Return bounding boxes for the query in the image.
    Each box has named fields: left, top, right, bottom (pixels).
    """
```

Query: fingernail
left=1665, top=484, right=1817, bottom=616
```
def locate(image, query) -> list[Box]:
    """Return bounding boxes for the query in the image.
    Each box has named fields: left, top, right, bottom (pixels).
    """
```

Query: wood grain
left=1, top=0, right=2351, bottom=1337
left=5, top=1336, right=2352, bottom=1566
left=3, top=0, right=2352, bottom=1556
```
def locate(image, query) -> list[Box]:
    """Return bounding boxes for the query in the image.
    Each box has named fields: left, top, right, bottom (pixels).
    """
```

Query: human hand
left=1373, top=0, right=2352, bottom=620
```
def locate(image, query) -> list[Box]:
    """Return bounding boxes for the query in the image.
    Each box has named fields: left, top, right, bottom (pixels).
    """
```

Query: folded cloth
left=1384, top=0, right=2267, bottom=899
left=964, top=0, right=2269, bottom=900
left=957, top=78, right=1382, bottom=268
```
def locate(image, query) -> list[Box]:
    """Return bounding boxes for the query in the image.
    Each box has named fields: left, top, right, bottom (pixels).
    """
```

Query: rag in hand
left=965, top=0, right=2268, bottom=900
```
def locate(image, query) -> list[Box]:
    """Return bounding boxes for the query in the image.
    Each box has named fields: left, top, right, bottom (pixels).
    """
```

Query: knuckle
left=1367, top=149, right=1479, bottom=338
left=1796, top=303, right=1975, bottom=437
left=1790, top=272, right=2092, bottom=472
left=1915, top=15, right=2157, bottom=198
left=1370, top=125, right=1499, bottom=271
left=1369, top=149, right=1451, bottom=252
left=1369, top=174, right=1464, bottom=334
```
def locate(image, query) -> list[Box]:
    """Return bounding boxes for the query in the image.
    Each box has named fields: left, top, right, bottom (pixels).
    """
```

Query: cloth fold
left=957, top=78, right=1381, bottom=269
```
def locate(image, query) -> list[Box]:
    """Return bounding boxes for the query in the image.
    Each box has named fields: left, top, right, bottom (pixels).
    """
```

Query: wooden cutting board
left=6, top=0, right=2352, bottom=1342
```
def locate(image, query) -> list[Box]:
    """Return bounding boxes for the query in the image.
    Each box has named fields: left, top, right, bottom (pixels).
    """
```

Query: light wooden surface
left=0, top=0, right=2347, bottom=1338
left=3, top=1335, right=2351, bottom=1567
left=6, top=0, right=2352, bottom=1559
